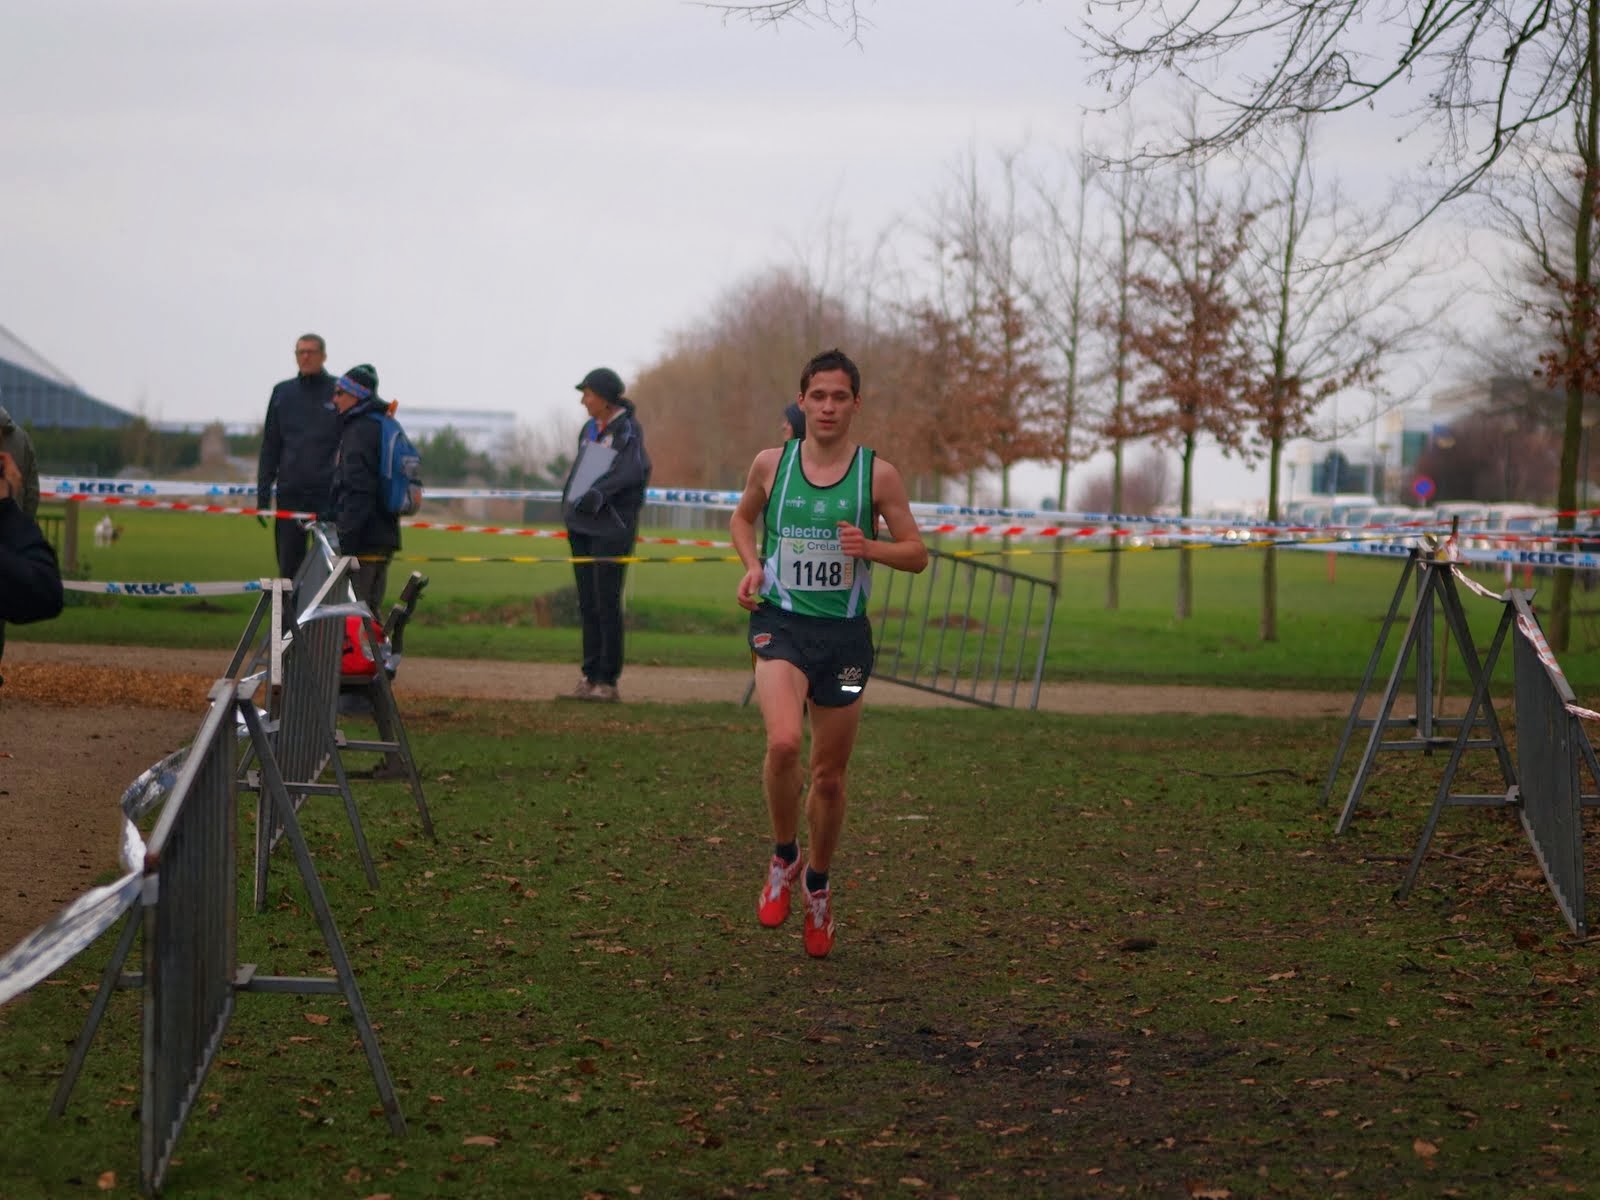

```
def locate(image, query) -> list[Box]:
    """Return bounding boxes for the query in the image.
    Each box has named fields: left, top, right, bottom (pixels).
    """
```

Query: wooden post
left=62, top=499, right=80, bottom=574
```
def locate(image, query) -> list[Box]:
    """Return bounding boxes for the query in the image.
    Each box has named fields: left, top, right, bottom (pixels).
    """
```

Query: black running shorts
left=748, top=604, right=875, bottom=708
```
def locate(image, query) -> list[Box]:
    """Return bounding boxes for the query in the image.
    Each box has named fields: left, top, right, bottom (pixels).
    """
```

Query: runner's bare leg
left=754, top=656, right=809, bottom=845
left=803, top=698, right=864, bottom=873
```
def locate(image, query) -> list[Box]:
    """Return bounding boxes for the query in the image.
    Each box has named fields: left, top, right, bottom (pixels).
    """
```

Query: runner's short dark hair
left=800, top=349, right=860, bottom=397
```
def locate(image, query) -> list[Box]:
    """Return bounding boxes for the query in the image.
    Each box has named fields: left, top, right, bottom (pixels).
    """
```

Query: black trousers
left=352, top=554, right=392, bottom=620
left=274, top=515, right=312, bottom=582
left=568, top=529, right=634, bottom=686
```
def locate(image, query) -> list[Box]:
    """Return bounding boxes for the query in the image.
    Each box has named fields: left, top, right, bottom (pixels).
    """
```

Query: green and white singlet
left=759, top=440, right=877, bottom=618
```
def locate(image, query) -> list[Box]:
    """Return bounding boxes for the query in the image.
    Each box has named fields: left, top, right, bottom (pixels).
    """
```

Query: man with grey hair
left=256, top=332, right=339, bottom=582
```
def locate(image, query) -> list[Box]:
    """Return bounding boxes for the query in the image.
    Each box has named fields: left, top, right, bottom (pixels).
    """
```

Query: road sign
left=1412, top=475, right=1436, bottom=502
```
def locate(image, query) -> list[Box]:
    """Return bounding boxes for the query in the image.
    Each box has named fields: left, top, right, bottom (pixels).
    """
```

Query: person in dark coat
left=559, top=367, right=651, bottom=702
left=0, top=450, right=63, bottom=674
left=0, top=403, right=42, bottom=674
left=324, top=364, right=400, bottom=617
left=257, top=333, right=340, bottom=581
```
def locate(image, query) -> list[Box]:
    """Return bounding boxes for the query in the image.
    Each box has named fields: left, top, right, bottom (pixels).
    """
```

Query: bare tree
left=923, top=145, right=1058, bottom=510
left=1413, top=406, right=1562, bottom=500
left=1476, top=107, right=1600, bottom=649
left=635, top=267, right=863, bottom=486
left=1082, top=1, right=1597, bottom=217
left=1074, top=450, right=1171, bottom=513
left=1241, top=115, right=1442, bottom=640
left=1086, top=128, right=1154, bottom=610
left=1122, top=157, right=1259, bottom=619
left=1028, top=145, right=1099, bottom=586
left=702, top=0, right=869, bottom=35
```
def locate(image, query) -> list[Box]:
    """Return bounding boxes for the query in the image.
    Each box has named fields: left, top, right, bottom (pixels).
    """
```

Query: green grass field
left=2, top=704, right=1596, bottom=1197
left=28, top=505, right=1600, bottom=694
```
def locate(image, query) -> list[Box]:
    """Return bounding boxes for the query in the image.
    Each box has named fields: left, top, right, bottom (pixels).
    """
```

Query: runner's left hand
left=837, top=520, right=869, bottom=559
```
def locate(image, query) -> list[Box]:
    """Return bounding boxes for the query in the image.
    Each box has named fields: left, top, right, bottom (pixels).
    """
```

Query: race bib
left=782, top=537, right=854, bottom=591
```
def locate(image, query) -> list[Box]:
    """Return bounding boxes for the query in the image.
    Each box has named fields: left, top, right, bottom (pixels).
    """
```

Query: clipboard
left=564, top=441, right=617, bottom=504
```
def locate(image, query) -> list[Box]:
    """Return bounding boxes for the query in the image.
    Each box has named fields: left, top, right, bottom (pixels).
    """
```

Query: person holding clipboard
left=559, top=367, right=651, bottom=702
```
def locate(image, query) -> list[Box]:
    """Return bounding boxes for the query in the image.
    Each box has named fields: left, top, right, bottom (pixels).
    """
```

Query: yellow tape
left=382, top=535, right=1361, bottom=566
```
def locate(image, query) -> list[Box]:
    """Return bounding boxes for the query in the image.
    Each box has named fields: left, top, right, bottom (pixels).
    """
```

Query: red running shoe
left=757, top=854, right=804, bottom=927
left=803, top=884, right=834, bottom=958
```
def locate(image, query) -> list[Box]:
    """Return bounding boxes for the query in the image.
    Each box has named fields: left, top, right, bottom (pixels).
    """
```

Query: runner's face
left=798, top=370, right=858, bottom=441
left=580, top=388, right=610, bottom=421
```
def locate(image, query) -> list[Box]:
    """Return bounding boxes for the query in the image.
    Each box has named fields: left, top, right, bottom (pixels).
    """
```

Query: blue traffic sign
left=1412, top=475, right=1436, bottom=501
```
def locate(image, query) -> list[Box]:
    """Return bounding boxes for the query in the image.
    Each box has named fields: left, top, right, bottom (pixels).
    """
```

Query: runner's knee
left=766, top=730, right=804, bottom=767
left=809, top=762, right=847, bottom=804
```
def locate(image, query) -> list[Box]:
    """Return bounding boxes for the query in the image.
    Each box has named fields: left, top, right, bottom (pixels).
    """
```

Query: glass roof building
left=0, top=324, right=131, bottom=429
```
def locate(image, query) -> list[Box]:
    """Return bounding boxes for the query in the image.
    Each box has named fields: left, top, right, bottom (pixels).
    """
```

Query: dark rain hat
left=575, top=367, right=624, bottom=403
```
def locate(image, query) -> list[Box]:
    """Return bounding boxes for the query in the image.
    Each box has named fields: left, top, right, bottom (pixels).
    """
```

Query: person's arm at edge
left=257, top=391, right=282, bottom=511
left=839, top=458, right=928, bottom=574
left=731, top=448, right=779, bottom=611
left=0, top=452, right=63, bottom=623
left=19, top=432, right=38, bottom=518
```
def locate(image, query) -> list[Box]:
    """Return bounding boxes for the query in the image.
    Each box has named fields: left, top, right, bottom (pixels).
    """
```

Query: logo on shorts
left=752, top=632, right=774, bottom=649
left=837, top=665, right=865, bottom=694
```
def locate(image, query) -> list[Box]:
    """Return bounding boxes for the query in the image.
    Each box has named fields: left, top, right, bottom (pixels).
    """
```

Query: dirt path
left=6, top=639, right=1361, bottom=716
left=0, top=639, right=1361, bottom=953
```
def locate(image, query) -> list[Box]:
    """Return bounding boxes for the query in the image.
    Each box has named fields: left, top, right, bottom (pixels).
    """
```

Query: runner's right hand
left=736, top=565, right=764, bottom=612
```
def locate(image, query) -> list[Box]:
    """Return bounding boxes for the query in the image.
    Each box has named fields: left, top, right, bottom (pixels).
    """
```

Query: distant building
left=0, top=324, right=133, bottom=428
left=388, top=408, right=521, bottom=459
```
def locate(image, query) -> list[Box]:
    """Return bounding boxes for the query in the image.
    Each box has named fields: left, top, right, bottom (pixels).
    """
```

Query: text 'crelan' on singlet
left=759, top=440, right=877, bottom=618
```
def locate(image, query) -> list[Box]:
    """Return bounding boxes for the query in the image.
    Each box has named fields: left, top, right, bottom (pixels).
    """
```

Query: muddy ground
left=0, top=639, right=1361, bottom=952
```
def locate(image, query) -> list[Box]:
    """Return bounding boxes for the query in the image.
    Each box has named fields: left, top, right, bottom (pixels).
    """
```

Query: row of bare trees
left=634, top=110, right=1434, bottom=634
left=706, top=1, right=1600, bottom=647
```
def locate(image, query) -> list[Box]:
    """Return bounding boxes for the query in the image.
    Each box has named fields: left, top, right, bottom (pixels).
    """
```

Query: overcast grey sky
left=2, top=1, right=1469, bottom=509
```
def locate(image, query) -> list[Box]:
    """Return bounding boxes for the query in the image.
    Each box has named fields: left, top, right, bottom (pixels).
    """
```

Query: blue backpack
left=367, top=410, right=423, bottom=516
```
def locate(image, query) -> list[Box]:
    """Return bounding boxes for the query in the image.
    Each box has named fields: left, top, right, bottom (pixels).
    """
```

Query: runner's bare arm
left=730, top=448, right=781, bottom=610
left=838, top=458, right=928, bottom=573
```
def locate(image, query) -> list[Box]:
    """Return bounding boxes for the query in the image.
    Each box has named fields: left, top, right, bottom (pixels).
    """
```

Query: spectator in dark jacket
left=325, top=364, right=399, bottom=616
left=0, top=451, right=63, bottom=658
left=0, top=405, right=39, bottom=518
left=257, top=333, right=340, bottom=581
left=0, top=404, right=42, bottom=674
left=559, top=367, right=651, bottom=702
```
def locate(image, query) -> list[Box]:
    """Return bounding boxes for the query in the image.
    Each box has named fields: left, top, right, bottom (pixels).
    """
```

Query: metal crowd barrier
left=871, top=547, right=1056, bottom=710
left=337, top=572, right=436, bottom=840
left=45, top=676, right=404, bottom=1195
left=226, top=544, right=433, bottom=907
left=738, top=549, right=1057, bottom=710
left=1395, top=590, right=1600, bottom=934
left=1324, top=548, right=1515, bottom=832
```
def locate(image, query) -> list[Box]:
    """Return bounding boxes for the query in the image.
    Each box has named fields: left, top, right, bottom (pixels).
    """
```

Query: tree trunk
left=1177, top=433, right=1195, bottom=620
left=1107, top=440, right=1125, bottom=610
left=1260, top=435, right=1284, bottom=642
left=1552, top=0, right=1600, bottom=652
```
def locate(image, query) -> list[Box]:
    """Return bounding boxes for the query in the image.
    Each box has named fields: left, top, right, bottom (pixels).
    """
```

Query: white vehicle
left=1431, top=501, right=1490, bottom=529
left=1485, top=502, right=1554, bottom=533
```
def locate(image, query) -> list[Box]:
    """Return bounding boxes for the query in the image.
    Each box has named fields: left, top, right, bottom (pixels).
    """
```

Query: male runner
left=729, top=348, right=929, bottom=958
